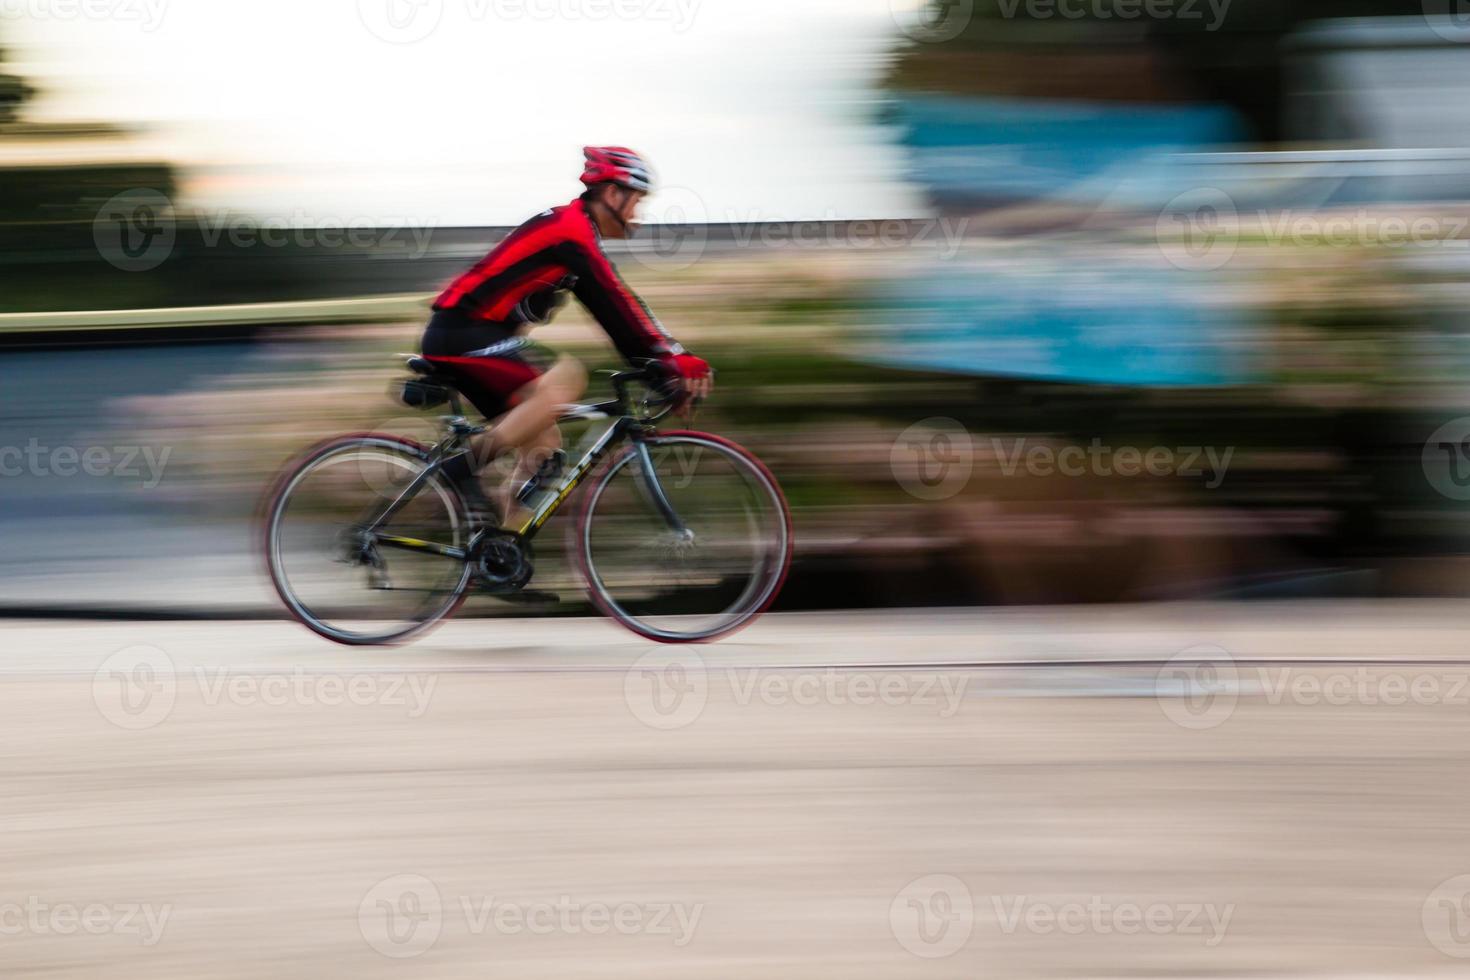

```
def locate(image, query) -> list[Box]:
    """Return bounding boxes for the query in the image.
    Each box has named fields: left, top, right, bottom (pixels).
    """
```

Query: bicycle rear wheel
left=264, top=434, right=472, bottom=645
left=574, top=431, right=791, bottom=642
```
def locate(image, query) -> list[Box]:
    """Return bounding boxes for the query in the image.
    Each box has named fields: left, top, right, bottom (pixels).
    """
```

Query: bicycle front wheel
left=574, top=431, right=792, bottom=642
left=264, top=434, right=472, bottom=645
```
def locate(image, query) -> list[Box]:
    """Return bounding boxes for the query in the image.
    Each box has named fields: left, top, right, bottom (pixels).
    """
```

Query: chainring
left=468, top=529, right=533, bottom=593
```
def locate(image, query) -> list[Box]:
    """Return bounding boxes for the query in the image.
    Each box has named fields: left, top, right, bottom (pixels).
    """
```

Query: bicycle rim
left=266, top=437, right=471, bottom=644
left=576, top=433, right=791, bottom=642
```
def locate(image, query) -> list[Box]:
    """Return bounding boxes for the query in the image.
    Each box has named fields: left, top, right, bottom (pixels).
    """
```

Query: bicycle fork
left=515, top=422, right=691, bottom=539
left=630, top=439, right=693, bottom=541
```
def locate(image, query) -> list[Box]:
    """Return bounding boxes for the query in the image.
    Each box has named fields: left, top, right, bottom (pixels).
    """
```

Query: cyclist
left=421, top=146, right=713, bottom=524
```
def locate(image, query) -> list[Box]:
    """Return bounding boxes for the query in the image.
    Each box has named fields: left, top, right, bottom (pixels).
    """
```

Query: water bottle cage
left=516, top=449, right=568, bottom=504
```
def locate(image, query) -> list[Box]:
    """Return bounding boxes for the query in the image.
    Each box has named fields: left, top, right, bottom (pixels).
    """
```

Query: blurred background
left=11, top=4, right=1470, bottom=979
left=6, top=0, right=1470, bottom=613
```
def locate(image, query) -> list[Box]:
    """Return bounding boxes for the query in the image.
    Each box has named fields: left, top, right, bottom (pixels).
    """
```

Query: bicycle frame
left=365, top=370, right=686, bottom=560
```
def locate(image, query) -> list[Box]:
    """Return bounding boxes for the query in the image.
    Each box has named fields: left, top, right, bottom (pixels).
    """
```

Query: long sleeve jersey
left=432, top=197, right=681, bottom=363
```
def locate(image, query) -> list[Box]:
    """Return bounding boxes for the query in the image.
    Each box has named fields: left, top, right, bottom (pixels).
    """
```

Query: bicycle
left=262, top=356, right=792, bottom=645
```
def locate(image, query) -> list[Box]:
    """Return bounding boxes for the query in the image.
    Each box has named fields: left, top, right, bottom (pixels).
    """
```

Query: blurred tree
left=0, top=45, right=34, bottom=124
left=0, top=30, right=181, bottom=309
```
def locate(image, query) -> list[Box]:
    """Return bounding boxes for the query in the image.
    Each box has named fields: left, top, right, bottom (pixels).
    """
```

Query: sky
left=7, top=0, right=930, bottom=225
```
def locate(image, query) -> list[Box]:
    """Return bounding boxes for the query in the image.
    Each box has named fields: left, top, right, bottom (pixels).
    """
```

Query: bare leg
left=462, top=357, right=586, bottom=527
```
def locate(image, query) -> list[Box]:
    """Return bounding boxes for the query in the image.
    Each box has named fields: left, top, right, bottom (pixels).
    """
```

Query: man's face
left=601, top=185, right=647, bottom=238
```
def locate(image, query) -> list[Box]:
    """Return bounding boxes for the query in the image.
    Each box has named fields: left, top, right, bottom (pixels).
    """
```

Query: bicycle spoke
left=579, top=435, right=789, bottom=642
left=266, top=438, right=470, bottom=645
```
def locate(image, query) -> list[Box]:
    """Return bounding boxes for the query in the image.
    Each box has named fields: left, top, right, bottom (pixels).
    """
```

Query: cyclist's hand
left=658, top=353, right=713, bottom=413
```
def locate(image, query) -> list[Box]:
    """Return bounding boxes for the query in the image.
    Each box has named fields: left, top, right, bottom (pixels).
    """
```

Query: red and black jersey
left=433, top=197, right=681, bottom=364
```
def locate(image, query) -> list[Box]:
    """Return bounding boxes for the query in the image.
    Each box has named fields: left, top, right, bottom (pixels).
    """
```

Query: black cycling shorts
left=420, top=309, right=557, bottom=418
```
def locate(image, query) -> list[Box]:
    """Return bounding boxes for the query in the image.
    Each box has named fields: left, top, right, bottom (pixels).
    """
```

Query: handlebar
left=604, top=361, right=684, bottom=423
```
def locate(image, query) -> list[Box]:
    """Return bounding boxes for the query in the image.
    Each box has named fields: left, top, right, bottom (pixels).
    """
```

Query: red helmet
left=581, top=146, right=654, bottom=193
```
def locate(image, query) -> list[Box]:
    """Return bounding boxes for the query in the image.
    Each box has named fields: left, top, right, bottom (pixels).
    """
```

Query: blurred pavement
left=4, top=605, right=1470, bottom=977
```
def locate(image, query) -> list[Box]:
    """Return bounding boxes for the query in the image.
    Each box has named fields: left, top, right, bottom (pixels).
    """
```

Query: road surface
left=4, top=604, right=1470, bottom=978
